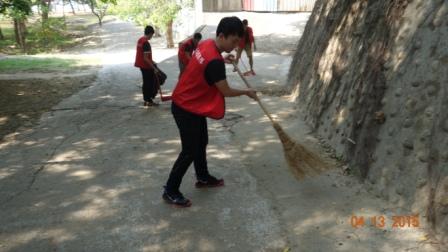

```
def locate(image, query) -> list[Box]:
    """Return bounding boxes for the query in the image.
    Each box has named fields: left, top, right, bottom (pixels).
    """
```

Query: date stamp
left=350, top=214, right=420, bottom=229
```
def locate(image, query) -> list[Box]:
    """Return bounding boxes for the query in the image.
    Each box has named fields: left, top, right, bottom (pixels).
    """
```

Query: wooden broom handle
left=232, top=62, right=276, bottom=124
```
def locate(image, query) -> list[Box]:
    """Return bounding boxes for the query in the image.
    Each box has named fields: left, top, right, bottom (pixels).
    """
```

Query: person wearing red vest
left=235, top=19, right=256, bottom=75
left=178, top=32, right=202, bottom=76
left=134, top=25, right=159, bottom=107
left=162, top=17, right=257, bottom=207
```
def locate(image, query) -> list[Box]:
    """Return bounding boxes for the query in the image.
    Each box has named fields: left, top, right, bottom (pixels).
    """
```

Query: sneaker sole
left=195, top=181, right=225, bottom=188
left=162, top=196, right=192, bottom=208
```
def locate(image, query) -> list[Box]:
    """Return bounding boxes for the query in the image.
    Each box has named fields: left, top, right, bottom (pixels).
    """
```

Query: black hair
left=144, top=25, right=155, bottom=35
left=242, top=19, right=248, bottom=25
left=216, top=16, right=244, bottom=38
left=193, top=32, right=202, bottom=40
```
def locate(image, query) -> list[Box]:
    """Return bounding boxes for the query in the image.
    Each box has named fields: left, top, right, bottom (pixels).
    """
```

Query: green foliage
left=0, top=14, right=102, bottom=54
left=0, top=25, right=14, bottom=48
left=180, top=0, right=194, bottom=8
left=110, top=0, right=180, bottom=31
left=85, top=0, right=115, bottom=10
left=84, top=0, right=117, bottom=25
left=109, top=0, right=152, bottom=26
left=0, top=57, right=78, bottom=72
left=100, top=0, right=117, bottom=4
left=1, top=0, right=32, bottom=18
left=149, top=0, right=180, bottom=31
left=35, top=17, right=68, bottom=50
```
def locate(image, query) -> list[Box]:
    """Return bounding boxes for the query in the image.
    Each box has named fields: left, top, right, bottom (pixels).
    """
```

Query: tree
left=0, top=0, right=32, bottom=50
left=110, top=0, right=181, bottom=48
left=67, top=0, right=76, bottom=14
left=84, top=0, right=116, bottom=26
left=40, top=0, right=51, bottom=25
left=0, top=15, right=5, bottom=40
left=147, top=0, right=180, bottom=48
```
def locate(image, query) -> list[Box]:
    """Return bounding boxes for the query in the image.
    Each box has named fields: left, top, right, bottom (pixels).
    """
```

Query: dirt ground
left=0, top=15, right=104, bottom=142
left=0, top=74, right=97, bottom=140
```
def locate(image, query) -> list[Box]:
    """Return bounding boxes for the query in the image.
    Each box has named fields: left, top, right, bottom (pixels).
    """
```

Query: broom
left=158, top=87, right=172, bottom=102
left=155, top=71, right=172, bottom=102
left=232, top=62, right=328, bottom=179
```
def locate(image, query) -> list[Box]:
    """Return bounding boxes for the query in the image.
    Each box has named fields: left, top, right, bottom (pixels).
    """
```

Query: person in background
left=162, top=16, right=258, bottom=208
left=178, top=32, right=202, bottom=76
left=134, top=25, right=159, bottom=107
left=235, top=19, right=256, bottom=75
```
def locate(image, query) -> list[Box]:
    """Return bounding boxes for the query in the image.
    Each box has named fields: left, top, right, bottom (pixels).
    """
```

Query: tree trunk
left=93, top=12, right=102, bottom=26
left=19, top=20, right=26, bottom=52
left=87, top=0, right=102, bottom=26
left=14, top=19, right=27, bottom=51
left=14, top=20, right=20, bottom=45
left=166, top=20, right=174, bottom=48
left=41, top=0, right=50, bottom=25
left=20, top=20, right=27, bottom=37
left=98, top=16, right=102, bottom=26
left=68, top=0, right=76, bottom=14
left=0, top=26, right=4, bottom=40
left=62, top=0, right=65, bottom=17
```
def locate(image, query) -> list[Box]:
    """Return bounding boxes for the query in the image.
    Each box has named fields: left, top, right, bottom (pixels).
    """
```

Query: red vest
left=178, top=38, right=195, bottom=66
left=134, top=36, right=152, bottom=69
left=172, top=39, right=225, bottom=119
left=238, top=26, right=254, bottom=48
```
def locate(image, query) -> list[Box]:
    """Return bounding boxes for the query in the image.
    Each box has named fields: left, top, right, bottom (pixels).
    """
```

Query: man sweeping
left=235, top=19, right=256, bottom=76
left=163, top=16, right=257, bottom=207
left=134, top=25, right=159, bottom=107
left=178, top=32, right=202, bottom=76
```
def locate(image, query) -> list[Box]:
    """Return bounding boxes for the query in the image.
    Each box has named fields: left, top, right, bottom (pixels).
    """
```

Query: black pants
left=140, top=68, right=157, bottom=102
left=165, top=103, right=210, bottom=192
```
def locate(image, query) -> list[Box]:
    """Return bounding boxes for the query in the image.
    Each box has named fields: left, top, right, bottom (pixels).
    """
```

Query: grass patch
left=0, top=14, right=111, bottom=55
left=0, top=57, right=99, bottom=73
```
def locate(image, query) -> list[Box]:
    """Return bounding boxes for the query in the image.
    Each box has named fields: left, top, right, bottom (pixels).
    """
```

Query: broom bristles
left=232, top=62, right=327, bottom=180
left=272, top=122, right=328, bottom=180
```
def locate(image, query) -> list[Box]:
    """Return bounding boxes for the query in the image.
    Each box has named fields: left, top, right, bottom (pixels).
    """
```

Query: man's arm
left=215, top=79, right=257, bottom=99
left=184, top=51, right=192, bottom=62
left=143, top=42, right=157, bottom=70
left=143, top=52, right=155, bottom=69
left=183, top=45, right=193, bottom=62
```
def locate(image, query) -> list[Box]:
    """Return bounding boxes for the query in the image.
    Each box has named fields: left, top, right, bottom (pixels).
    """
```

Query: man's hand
left=246, top=89, right=258, bottom=100
left=224, top=54, right=236, bottom=64
left=253, top=43, right=257, bottom=51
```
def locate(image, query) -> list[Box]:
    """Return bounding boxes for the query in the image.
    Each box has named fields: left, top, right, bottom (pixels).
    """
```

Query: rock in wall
left=288, top=0, right=448, bottom=242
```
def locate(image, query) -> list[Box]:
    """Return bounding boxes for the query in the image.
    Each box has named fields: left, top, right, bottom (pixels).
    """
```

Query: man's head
left=193, top=32, right=202, bottom=46
left=215, top=16, right=244, bottom=53
left=242, top=19, right=248, bottom=30
left=144, top=25, right=155, bottom=39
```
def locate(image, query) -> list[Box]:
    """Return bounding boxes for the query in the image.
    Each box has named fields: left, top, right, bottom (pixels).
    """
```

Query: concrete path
left=0, top=19, right=288, bottom=252
left=0, top=17, right=439, bottom=252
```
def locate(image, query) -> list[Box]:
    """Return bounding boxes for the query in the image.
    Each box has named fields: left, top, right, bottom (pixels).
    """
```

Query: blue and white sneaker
left=195, top=175, right=224, bottom=188
left=162, top=187, right=192, bottom=208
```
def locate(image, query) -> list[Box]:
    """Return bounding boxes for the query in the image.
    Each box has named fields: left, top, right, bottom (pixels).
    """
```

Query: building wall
left=202, top=0, right=316, bottom=12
